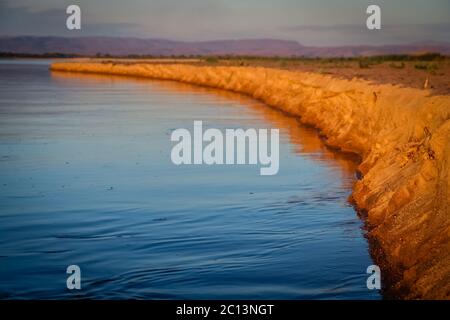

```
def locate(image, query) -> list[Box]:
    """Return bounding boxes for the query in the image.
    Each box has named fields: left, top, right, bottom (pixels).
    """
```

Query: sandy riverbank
left=51, top=61, right=450, bottom=299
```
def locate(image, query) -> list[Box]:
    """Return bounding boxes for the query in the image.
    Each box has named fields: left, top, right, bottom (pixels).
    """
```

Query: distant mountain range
left=1, top=36, right=449, bottom=57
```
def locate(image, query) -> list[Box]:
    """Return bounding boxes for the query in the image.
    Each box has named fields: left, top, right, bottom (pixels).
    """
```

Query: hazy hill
left=1, top=36, right=449, bottom=57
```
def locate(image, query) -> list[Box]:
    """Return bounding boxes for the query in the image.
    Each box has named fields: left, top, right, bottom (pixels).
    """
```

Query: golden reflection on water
left=51, top=70, right=359, bottom=188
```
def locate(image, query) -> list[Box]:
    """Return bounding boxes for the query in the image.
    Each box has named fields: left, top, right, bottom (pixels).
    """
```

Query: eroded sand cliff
left=51, top=62, right=450, bottom=299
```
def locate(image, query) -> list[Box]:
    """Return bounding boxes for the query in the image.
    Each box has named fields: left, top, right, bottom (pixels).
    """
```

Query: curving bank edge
left=51, top=62, right=450, bottom=299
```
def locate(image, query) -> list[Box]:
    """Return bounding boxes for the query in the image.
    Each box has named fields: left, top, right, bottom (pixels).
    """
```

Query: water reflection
left=51, top=70, right=359, bottom=189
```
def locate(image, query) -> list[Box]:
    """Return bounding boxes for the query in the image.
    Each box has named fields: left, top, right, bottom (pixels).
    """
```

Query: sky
left=0, top=0, right=449, bottom=46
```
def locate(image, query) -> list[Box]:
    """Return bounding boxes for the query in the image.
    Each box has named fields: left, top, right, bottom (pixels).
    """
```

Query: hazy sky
left=1, top=0, right=449, bottom=46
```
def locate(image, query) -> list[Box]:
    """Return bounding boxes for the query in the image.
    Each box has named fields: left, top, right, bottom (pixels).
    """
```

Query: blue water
left=0, top=60, right=380, bottom=299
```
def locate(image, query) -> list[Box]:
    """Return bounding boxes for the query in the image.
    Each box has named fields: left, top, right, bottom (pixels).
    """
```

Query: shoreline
left=50, top=61, right=450, bottom=299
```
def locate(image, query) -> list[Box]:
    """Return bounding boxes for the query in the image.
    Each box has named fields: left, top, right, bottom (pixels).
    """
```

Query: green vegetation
left=0, top=52, right=79, bottom=58
left=389, top=62, right=405, bottom=69
left=1, top=51, right=446, bottom=66
left=194, top=53, right=447, bottom=70
left=358, top=59, right=371, bottom=69
left=205, top=56, right=219, bottom=64
left=1, top=51, right=447, bottom=76
left=198, top=52, right=445, bottom=63
left=414, top=62, right=439, bottom=74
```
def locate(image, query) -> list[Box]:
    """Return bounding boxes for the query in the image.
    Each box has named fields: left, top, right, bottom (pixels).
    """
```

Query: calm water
left=0, top=60, right=380, bottom=299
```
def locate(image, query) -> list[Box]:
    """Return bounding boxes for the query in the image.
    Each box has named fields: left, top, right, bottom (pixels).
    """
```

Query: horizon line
left=1, top=35, right=450, bottom=48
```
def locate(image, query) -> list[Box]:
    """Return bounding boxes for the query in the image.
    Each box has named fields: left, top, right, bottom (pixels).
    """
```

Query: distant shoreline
left=36, top=54, right=450, bottom=95
left=2, top=36, right=450, bottom=57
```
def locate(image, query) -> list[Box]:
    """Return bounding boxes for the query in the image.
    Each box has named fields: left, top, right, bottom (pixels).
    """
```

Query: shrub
left=358, top=59, right=370, bottom=69
left=389, top=62, right=405, bottom=69
left=205, top=56, right=219, bottom=64
left=415, top=62, right=439, bottom=73
left=414, top=63, right=428, bottom=70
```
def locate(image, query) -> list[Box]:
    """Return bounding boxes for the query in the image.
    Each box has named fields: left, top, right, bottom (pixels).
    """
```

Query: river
left=0, top=60, right=380, bottom=299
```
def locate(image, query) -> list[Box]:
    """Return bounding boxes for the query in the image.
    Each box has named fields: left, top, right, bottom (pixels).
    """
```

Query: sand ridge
left=51, top=61, right=450, bottom=299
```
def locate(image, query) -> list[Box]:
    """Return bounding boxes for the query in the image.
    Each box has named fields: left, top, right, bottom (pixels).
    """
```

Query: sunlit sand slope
left=51, top=62, right=450, bottom=299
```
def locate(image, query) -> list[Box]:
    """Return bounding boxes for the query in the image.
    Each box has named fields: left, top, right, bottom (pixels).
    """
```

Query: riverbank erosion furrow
left=51, top=62, right=450, bottom=299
